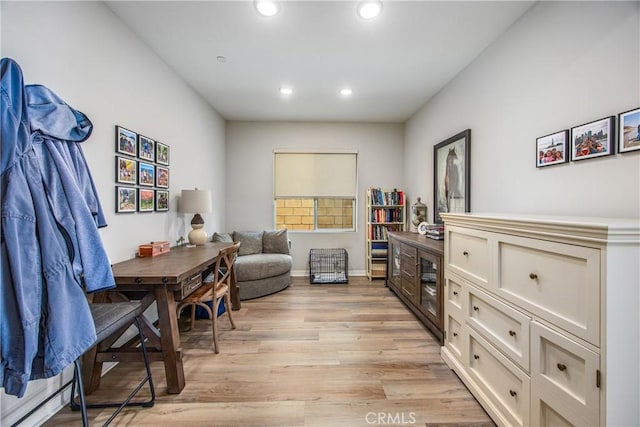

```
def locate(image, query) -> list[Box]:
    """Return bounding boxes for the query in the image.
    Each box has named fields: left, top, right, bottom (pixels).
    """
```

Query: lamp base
left=188, top=223, right=208, bottom=246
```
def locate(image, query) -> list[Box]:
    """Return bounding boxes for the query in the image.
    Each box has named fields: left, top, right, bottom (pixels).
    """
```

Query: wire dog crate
left=309, top=248, right=349, bottom=284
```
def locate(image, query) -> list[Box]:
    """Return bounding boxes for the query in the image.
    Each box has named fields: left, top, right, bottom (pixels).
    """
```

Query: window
left=274, top=152, right=357, bottom=232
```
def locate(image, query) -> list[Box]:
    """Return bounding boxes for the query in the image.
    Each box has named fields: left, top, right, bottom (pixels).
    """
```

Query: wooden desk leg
left=154, top=285, right=185, bottom=394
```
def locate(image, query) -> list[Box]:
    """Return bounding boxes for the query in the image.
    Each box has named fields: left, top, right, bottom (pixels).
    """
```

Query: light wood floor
left=44, top=277, right=493, bottom=426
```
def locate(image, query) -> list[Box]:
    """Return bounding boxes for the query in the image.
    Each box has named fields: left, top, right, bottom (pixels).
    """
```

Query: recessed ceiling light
left=216, top=56, right=226, bottom=63
left=255, top=0, right=280, bottom=17
left=339, top=88, right=353, bottom=96
left=357, top=1, right=382, bottom=20
left=279, top=87, right=293, bottom=95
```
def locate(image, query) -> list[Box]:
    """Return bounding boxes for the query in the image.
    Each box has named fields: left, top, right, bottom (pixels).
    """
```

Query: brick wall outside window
left=276, top=198, right=354, bottom=231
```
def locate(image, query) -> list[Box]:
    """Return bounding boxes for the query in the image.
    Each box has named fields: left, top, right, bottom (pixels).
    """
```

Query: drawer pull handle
left=463, top=251, right=469, bottom=256
left=557, top=363, right=567, bottom=372
left=529, top=273, right=538, bottom=280
left=473, top=354, right=480, bottom=360
left=162, top=277, right=168, bottom=284
left=134, top=277, right=142, bottom=284
left=453, top=291, right=459, bottom=296
left=473, top=306, right=479, bottom=311
left=509, top=390, right=517, bottom=397
left=453, top=332, right=458, bottom=337
left=509, top=330, right=516, bottom=337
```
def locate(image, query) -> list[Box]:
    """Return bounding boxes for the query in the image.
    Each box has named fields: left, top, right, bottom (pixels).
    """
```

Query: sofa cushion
left=263, top=229, right=289, bottom=254
left=235, top=253, right=292, bottom=282
left=212, top=232, right=233, bottom=243
left=233, top=231, right=263, bottom=256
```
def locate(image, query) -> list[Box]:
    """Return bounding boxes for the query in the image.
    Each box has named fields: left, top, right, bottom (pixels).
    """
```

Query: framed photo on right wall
left=618, top=107, right=640, bottom=153
left=570, top=116, right=615, bottom=161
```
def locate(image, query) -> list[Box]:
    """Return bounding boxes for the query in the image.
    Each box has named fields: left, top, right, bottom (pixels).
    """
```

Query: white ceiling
left=106, top=1, right=534, bottom=123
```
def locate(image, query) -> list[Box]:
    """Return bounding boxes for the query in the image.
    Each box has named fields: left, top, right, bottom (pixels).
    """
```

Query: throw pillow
left=263, top=229, right=289, bottom=254
left=212, top=232, right=233, bottom=243
left=233, top=231, right=264, bottom=255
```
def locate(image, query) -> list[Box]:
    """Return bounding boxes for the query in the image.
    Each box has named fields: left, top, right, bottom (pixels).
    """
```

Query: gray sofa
left=212, top=229, right=292, bottom=300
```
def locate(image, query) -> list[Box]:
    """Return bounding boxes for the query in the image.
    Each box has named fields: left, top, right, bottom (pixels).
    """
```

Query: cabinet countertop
left=388, top=231, right=444, bottom=255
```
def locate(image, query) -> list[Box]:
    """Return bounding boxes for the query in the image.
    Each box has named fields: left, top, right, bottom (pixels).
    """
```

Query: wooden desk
left=83, top=242, right=236, bottom=394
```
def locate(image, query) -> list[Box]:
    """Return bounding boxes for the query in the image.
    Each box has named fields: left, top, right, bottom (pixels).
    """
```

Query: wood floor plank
left=43, top=276, right=494, bottom=426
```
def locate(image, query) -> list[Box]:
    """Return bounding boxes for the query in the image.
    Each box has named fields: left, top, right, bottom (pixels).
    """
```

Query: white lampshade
left=180, top=189, right=213, bottom=246
left=180, top=189, right=212, bottom=214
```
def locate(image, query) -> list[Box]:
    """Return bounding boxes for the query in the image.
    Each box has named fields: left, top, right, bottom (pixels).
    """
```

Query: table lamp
left=180, top=188, right=213, bottom=245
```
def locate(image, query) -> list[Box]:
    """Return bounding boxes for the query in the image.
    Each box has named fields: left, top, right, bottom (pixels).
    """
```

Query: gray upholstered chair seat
left=235, top=253, right=292, bottom=282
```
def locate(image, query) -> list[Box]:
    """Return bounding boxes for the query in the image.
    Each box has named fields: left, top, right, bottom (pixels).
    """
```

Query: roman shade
left=274, top=152, right=357, bottom=198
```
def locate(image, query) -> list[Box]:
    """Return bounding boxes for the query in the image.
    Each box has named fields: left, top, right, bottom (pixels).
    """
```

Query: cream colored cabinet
left=440, top=213, right=640, bottom=427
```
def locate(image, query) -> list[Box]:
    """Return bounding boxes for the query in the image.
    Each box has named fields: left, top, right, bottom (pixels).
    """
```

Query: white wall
left=226, top=121, right=404, bottom=274
left=405, top=1, right=640, bottom=221
left=1, top=1, right=225, bottom=424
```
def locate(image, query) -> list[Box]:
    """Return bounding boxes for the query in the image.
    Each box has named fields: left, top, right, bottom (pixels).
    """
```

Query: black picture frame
left=536, top=130, right=569, bottom=168
left=570, top=116, right=615, bottom=161
left=116, top=126, right=137, bottom=157
left=116, top=186, right=137, bottom=213
left=138, top=188, right=155, bottom=212
left=116, top=156, right=137, bottom=185
left=433, top=129, right=471, bottom=224
left=618, top=107, right=640, bottom=154
left=156, top=141, right=170, bottom=165
left=156, top=166, right=169, bottom=188
left=138, top=135, right=155, bottom=161
left=138, top=161, right=155, bottom=187
left=156, top=190, right=169, bottom=211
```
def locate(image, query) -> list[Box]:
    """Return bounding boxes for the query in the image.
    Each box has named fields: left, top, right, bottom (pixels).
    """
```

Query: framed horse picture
left=434, top=129, right=471, bottom=224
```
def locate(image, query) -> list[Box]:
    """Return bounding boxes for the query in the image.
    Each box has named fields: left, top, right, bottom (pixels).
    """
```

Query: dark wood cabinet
left=387, top=232, right=444, bottom=343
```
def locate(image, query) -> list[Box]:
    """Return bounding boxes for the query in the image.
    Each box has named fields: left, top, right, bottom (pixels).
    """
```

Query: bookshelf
left=365, top=188, right=406, bottom=280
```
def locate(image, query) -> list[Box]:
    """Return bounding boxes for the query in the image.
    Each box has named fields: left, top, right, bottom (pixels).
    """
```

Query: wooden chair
left=177, top=242, right=240, bottom=353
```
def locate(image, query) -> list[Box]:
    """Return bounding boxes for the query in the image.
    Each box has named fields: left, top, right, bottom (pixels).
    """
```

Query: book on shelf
left=369, top=188, right=404, bottom=206
left=371, top=241, right=388, bottom=258
left=371, top=264, right=387, bottom=276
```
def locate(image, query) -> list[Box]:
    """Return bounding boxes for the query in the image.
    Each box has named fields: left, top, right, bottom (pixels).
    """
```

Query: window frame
left=273, top=150, right=358, bottom=233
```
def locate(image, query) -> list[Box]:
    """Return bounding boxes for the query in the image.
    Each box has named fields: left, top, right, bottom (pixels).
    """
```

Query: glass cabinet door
left=419, top=250, right=441, bottom=327
left=387, top=239, right=401, bottom=288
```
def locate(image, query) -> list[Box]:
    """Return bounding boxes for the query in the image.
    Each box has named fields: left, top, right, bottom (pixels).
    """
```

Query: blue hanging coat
left=1, top=58, right=115, bottom=397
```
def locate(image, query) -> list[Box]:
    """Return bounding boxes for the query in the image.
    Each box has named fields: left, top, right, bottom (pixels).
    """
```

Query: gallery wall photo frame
left=570, top=116, right=615, bottom=161
left=116, top=126, right=137, bottom=157
left=156, top=141, right=170, bottom=165
left=138, top=161, right=155, bottom=187
left=434, top=129, right=471, bottom=224
left=156, top=190, right=169, bottom=211
left=618, top=107, right=640, bottom=154
left=116, top=186, right=137, bottom=213
left=138, top=188, right=155, bottom=212
left=116, top=156, right=137, bottom=185
left=138, top=135, right=155, bottom=161
left=156, top=166, right=169, bottom=188
left=536, top=130, right=569, bottom=168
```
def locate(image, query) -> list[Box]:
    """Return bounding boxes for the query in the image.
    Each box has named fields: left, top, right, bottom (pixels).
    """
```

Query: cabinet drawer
left=531, top=322, right=599, bottom=427
left=400, top=243, right=417, bottom=262
left=466, top=327, right=530, bottom=427
left=400, top=275, right=418, bottom=300
left=180, top=273, right=203, bottom=299
left=446, top=226, right=490, bottom=288
left=467, top=285, right=531, bottom=371
left=444, top=274, right=465, bottom=319
left=445, top=313, right=464, bottom=362
left=496, top=235, right=600, bottom=345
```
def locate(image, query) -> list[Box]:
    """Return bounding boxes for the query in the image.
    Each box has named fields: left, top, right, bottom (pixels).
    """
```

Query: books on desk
left=426, top=225, right=445, bottom=240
